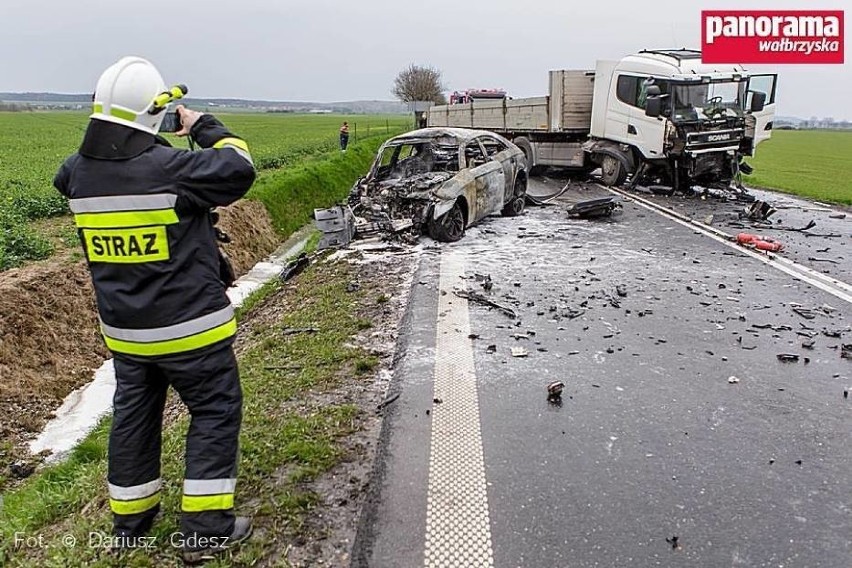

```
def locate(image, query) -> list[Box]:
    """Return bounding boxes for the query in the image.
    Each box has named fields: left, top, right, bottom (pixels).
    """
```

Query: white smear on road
left=29, top=235, right=310, bottom=462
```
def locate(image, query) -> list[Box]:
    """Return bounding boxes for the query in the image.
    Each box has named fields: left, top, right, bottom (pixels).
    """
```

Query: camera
left=159, top=110, right=182, bottom=133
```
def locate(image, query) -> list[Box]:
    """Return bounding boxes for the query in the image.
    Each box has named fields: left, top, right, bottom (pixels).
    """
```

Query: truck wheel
left=429, top=201, right=466, bottom=242
left=502, top=175, right=527, bottom=216
left=514, top=138, right=544, bottom=176
left=600, top=155, right=627, bottom=186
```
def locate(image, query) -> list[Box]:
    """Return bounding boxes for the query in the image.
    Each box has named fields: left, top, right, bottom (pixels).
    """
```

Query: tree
left=392, top=64, right=447, bottom=106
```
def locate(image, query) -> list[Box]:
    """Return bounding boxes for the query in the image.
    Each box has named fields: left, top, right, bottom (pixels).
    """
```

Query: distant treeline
left=0, top=103, right=34, bottom=112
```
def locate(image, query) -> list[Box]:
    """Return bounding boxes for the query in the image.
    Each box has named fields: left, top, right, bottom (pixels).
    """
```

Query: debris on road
left=665, top=536, right=681, bottom=550
left=547, top=381, right=564, bottom=400
left=744, top=200, right=776, bottom=222
left=566, top=196, right=622, bottom=218
left=735, top=232, right=784, bottom=252
left=454, top=289, right=517, bottom=318
left=808, top=257, right=840, bottom=264
left=791, top=306, right=816, bottom=319
left=777, top=353, right=800, bottom=363
left=376, top=393, right=401, bottom=413
left=472, top=272, right=494, bottom=292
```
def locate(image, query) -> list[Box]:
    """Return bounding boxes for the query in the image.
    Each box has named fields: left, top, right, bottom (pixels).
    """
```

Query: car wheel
left=502, top=175, right=526, bottom=217
left=429, top=201, right=466, bottom=242
left=600, top=154, right=627, bottom=186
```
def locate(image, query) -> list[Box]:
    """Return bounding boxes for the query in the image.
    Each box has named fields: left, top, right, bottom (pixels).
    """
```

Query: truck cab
left=588, top=49, right=777, bottom=188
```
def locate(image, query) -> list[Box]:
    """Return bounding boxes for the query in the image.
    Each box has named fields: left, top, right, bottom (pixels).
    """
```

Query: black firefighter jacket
left=54, top=115, right=256, bottom=359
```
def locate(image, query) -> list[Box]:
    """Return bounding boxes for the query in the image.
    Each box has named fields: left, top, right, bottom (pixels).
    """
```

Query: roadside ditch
left=0, top=136, right=391, bottom=486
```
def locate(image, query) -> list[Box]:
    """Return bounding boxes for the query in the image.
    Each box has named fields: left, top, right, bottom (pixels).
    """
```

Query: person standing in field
left=53, top=56, right=255, bottom=563
left=339, top=121, right=350, bottom=152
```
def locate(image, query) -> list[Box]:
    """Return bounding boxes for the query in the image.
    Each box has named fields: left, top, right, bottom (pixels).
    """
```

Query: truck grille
left=686, top=128, right=744, bottom=148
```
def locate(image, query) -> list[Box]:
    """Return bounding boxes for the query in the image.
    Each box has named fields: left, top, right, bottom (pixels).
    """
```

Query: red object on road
left=736, top=232, right=783, bottom=252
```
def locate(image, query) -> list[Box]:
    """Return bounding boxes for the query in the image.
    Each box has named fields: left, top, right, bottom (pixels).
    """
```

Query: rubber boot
left=182, top=516, right=253, bottom=564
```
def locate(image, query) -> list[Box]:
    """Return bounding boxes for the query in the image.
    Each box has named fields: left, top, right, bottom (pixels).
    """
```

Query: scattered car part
left=454, top=290, right=517, bottom=318
left=376, top=393, right=401, bottom=413
left=525, top=182, right=570, bottom=206
left=566, top=196, right=622, bottom=218
left=547, top=381, right=565, bottom=400
left=744, top=200, right=776, bottom=221
left=279, top=252, right=311, bottom=281
left=314, top=206, right=356, bottom=248
left=736, top=233, right=784, bottom=252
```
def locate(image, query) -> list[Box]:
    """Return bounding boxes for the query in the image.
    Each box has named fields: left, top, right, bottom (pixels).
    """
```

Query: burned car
left=316, top=128, right=528, bottom=247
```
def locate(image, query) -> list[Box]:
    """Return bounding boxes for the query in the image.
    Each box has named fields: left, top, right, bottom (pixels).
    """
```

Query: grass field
left=0, top=111, right=411, bottom=220
left=744, top=130, right=852, bottom=205
left=0, top=112, right=412, bottom=269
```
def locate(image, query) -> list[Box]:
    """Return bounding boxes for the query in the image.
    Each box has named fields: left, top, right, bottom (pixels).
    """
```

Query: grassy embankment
left=744, top=129, right=852, bottom=205
left=0, top=128, right=401, bottom=566
left=0, top=260, right=381, bottom=567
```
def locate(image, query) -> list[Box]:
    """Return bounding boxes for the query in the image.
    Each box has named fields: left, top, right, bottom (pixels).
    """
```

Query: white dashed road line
left=424, top=251, right=495, bottom=568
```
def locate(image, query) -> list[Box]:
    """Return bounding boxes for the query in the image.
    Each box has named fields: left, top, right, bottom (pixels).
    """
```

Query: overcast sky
left=3, top=0, right=849, bottom=119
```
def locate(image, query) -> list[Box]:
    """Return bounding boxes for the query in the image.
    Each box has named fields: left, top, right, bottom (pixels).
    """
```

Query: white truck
left=427, top=49, right=777, bottom=191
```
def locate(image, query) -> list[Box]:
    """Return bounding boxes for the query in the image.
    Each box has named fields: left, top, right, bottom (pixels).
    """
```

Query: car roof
left=387, top=127, right=504, bottom=144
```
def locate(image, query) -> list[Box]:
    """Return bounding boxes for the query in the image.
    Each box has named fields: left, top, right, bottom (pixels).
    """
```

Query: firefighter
left=54, top=56, right=255, bottom=561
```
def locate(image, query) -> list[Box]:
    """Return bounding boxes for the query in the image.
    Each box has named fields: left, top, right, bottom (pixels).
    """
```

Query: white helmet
left=91, top=56, right=174, bottom=134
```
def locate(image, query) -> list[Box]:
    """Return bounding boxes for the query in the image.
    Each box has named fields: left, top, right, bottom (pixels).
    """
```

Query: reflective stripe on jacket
left=54, top=115, right=256, bottom=358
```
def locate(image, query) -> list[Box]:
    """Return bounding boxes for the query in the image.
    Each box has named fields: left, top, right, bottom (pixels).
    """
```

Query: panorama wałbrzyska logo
left=702, top=10, right=844, bottom=64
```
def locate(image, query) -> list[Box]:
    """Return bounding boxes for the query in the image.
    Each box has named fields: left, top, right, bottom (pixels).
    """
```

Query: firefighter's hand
left=175, top=105, right=203, bottom=137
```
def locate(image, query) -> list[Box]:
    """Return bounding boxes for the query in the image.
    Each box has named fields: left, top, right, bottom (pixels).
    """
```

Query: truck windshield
left=671, top=81, right=746, bottom=122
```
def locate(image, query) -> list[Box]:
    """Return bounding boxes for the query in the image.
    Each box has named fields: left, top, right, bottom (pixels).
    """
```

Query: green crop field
left=0, top=111, right=411, bottom=220
left=0, top=111, right=413, bottom=269
left=744, top=129, right=852, bottom=205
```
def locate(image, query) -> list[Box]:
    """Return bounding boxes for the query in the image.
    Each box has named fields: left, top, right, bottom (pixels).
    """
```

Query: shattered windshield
left=671, top=81, right=746, bottom=122
left=372, top=138, right=460, bottom=181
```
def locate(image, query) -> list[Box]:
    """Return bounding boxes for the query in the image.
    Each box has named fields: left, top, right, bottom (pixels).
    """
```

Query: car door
left=745, top=74, right=778, bottom=156
left=464, top=137, right=505, bottom=222
left=480, top=135, right=516, bottom=206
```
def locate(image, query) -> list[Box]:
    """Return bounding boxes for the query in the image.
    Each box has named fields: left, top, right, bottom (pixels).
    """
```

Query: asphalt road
left=354, top=180, right=851, bottom=568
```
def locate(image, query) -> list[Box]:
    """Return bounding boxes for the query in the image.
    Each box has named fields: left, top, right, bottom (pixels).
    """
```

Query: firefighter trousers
left=107, top=343, right=242, bottom=538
